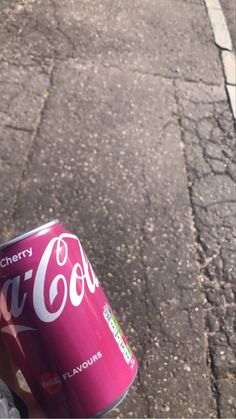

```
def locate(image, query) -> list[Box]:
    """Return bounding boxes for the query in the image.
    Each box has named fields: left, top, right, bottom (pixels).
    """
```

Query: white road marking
left=222, top=51, right=236, bottom=85
left=226, top=85, right=236, bottom=119
left=204, top=0, right=232, bottom=50
left=204, top=0, right=236, bottom=120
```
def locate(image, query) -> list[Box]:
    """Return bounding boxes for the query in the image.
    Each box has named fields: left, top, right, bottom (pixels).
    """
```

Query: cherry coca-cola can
left=0, top=220, right=138, bottom=417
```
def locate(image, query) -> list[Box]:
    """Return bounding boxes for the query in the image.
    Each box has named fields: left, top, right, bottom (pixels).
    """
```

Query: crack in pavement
left=3, top=53, right=220, bottom=88
left=100, top=62, right=222, bottom=87
left=174, top=75, right=236, bottom=417
left=136, top=161, right=157, bottom=418
left=49, top=0, right=77, bottom=58
left=173, top=78, right=219, bottom=417
left=2, top=61, right=56, bottom=240
left=3, top=124, right=34, bottom=133
left=1, top=0, right=235, bottom=416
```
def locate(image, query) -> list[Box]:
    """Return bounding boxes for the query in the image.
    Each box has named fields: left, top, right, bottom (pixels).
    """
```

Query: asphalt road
left=0, top=0, right=236, bottom=417
left=220, top=0, right=236, bottom=51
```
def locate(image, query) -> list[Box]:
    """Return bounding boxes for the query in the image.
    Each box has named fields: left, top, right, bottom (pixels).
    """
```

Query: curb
left=204, top=0, right=236, bottom=120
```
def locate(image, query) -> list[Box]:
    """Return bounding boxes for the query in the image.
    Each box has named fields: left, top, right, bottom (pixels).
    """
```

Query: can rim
left=0, top=219, right=60, bottom=251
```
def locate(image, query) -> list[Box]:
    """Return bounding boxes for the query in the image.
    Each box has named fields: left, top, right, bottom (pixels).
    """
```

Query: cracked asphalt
left=0, top=0, right=235, bottom=417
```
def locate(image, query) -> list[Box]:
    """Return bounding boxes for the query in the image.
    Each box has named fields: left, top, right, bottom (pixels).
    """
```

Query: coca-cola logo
left=0, top=233, right=99, bottom=335
left=41, top=372, right=62, bottom=394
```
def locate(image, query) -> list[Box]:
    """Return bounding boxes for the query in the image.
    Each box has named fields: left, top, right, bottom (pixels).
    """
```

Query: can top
left=0, top=219, right=59, bottom=251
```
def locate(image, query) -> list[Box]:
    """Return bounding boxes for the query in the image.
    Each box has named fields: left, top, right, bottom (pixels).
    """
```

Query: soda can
left=0, top=220, right=138, bottom=417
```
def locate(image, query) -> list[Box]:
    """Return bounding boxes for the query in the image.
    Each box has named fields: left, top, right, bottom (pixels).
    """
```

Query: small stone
left=207, top=313, right=220, bottom=332
left=206, top=289, right=225, bottom=306
left=226, top=306, right=236, bottom=317
left=208, top=159, right=226, bottom=174
left=223, top=288, right=235, bottom=304
left=213, top=306, right=226, bottom=317
left=204, top=143, right=223, bottom=160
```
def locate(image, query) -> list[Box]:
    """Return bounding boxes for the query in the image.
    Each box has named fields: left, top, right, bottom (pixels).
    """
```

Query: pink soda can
left=0, top=220, right=138, bottom=417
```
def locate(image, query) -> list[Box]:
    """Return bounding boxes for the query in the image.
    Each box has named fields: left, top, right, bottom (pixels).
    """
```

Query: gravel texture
left=0, top=0, right=235, bottom=417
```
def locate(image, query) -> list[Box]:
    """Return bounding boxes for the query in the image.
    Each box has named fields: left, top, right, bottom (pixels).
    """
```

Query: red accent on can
left=0, top=221, right=138, bottom=418
left=41, top=372, right=62, bottom=394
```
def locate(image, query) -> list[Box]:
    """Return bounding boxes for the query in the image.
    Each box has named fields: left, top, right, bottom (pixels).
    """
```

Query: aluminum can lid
left=0, top=219, right=59, bottom=251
